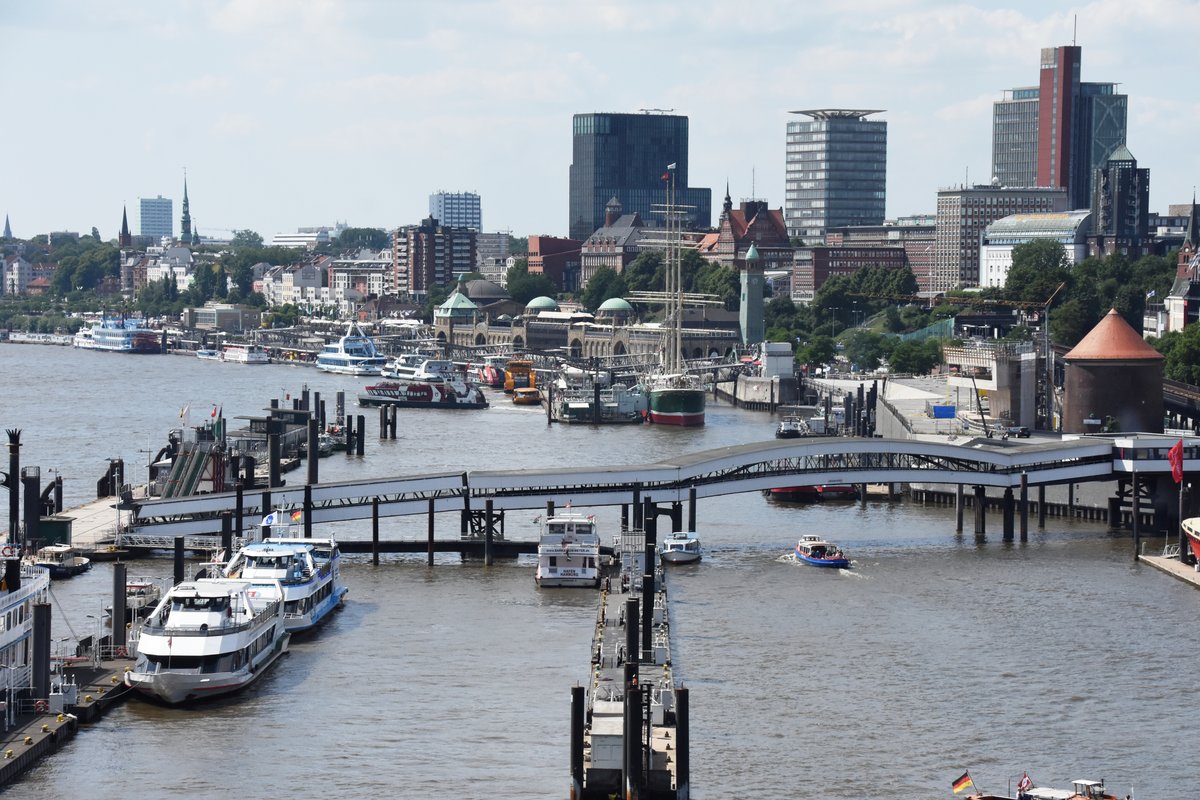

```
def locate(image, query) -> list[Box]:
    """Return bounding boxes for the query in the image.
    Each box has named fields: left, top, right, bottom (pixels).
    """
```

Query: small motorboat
left=775, top=416, right=809, bottom=439
left=660, top=531, right=701, bottom=564
left=105, top=577, right=164, bottom=622
left=793, top=535, right=850, bottom=568
left=195, top=349, right=221, bottom=361
left=28, top=544, right=91, bottom=579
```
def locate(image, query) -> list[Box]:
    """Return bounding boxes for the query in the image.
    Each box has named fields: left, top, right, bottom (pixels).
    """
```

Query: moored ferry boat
left=106, top=577, right=164, bottom=622
left=222, top=537, right=347, bottom=634
left=28, top=544, right=91, bottom=579
left=775, top=416, right=809, bottom=439
left=125, top=578, right=289, bottom=705
left=535, top=512, right=601, bottom=588
left=358, top=377, right=489, bottom=409
left=316, top=321, right=387, bottom=376
left=473, top=356, right=507, bottom=388
left=0, top=563, right=51, bottom=688
left=766, top=484, right=860, bottom=503
left=73, top=317, right=161, bottom=354
left=504, top=358, right=536, bottom=393
left=512, top=387, right=542, bottom=405
left=382, top=354, right=455, bottom=383
left=1182, top=516, right=1200, bottom=562
left=195, top=348, right=221, bottom=360
left=220, top=342, right=271, bottom=364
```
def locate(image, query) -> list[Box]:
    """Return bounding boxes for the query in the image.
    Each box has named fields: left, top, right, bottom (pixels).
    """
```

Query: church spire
left=1186, top=192, right=1199, bottom=252
left=2, top=214, right=10, bottom=240
left=180, top=172, right=192, bottom=244
left=119, top=205, right=132, bottom=248
left=722, top=181, right=733, bottom=216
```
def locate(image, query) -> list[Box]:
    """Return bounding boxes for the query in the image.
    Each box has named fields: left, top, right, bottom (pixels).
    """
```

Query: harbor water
left=4, top=344, right=1195, bottom=799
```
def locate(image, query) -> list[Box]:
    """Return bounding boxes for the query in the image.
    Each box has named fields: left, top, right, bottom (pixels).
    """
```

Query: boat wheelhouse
left=316, top=322, right=387, bottom=376
left=125, top=578, right=289, bottom=705
left=535, top=512, right=601, bottom=588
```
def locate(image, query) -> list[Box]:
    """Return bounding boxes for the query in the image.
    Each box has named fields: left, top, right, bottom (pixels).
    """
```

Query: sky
left=2, top=0, right=1198, bottom=242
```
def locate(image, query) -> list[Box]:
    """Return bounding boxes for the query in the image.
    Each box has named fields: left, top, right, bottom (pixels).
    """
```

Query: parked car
left=1006, top=426, right=1031, bottom=438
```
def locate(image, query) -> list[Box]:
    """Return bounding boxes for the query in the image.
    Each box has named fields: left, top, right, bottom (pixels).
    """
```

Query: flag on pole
left=952, top=772, right=974, bottom=794
left=290, top=510, right=302, bottom=522
left=666, top=162, right=676, bottom=170
left=1017, top=773, right=1033, bottom=793
left=262, top=512, right=278, bottom=526
left=1146, top=289, right=1156, bottom=299
left=211, top=405, right=218, bottom=418
left=1169, top=438, right=1184, bottom=484
left=179, top=403, right=190, bottom=419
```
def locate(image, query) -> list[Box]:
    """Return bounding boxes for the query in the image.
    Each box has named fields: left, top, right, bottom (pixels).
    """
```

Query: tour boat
left=358, top=377, right=489, bottom=409
left=382, top=354, right=456, bottom=383
left=0, top=563, right=50, bottom=691
left=793, top=535, right=850, bottom=568
left=1182, top=516, right=1200, bottom=562
left=316, top=321, right=387, bottom=376
left=28, top=544, right=91, bottom=579
left=660, top=531, right=701, bottom=564
left=195, top=348, right=221, bottom=360
left=965, top=776, right=1120, bottom=800
left=106, top=577, right=164, bottom=622
left=775, top=416, right=810, bottom=439
left=474, top=356, right=507, bottom=389
left=220, top=342, right=271, bottom=364
left=73, top=317, right=161, bottom=354
left=512, top=387, right=542, bottom=406
left=222, top=537, right=347, bottom=634
left=125, top=578, right=289, bottom=705
left=535, top=512, right=601, bottom=588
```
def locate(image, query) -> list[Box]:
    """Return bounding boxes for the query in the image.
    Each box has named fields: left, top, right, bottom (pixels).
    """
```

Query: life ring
left=115, top=646, right=129, bottom=659
left=0, top=545, right=13, bottom=559
left=33, top=700, right=48, bottom=713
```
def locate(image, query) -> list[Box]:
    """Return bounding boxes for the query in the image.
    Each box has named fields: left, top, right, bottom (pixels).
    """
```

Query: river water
left=3, top=344, right=1193, bottom=799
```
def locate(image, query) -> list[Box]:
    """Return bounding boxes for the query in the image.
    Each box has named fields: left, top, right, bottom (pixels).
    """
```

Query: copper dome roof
left=1063, top=308, right=1163, bottom=361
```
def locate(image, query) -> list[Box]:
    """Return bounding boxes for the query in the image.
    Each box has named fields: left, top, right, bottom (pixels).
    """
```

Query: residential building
left=528, top=235, right=582, bottom=292
left=979, top=210, right=1092, bottom=288
left=568, top=111, right=711, bottom=240
left=784, top=109, right=887, bottom=241
left=144, top=245, right=196, bottom=293
left=430, top=192, right=481, bottom=232
left=1088, top=144, right=1150, bottom=258
left=990, top=45, right=1127, bottom=208
left=2, top=256, right=32, bottom=295
left=139, top=195, right=173, bottom=239
left=327, top=248, right=394, bottom=301
left=394, top=216, right=477, bottom=300
left=791, top=245, right=907, bottom=304
left=259, top=257, right=328, bottom=308
left=934, top=184, right=1068, bottom=292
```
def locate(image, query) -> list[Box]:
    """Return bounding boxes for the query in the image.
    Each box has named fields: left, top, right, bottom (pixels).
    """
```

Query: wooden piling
left=303, top=484, right=313, bottom=539
left=356, top=415, right=365, bottom=455
left=955, top=484, right=964, bottom=533
left=344, top=416, right=354, bottom=457
left=1019, top=473, right=1028, bottom=541
left=1002, top=488, right=1014, bottom=540
left=372, top=497, right=380, bottom=565
left=687, top=485, right=697, bottom=532
left=378, top=406, right=388, bottom=439
left=112, top=562, right=127, bottom=647
left=973, top=485, right=986, bottom=536
left=485, top=499, right=494, bottom=567
left=389, top=406, right=397, bottom=439
left=1038, top=485, right=1046, bottom=528
left=427, top=498, right=435, bottom=566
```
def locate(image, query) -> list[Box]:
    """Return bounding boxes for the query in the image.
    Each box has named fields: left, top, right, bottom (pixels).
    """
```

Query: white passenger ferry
left=0, top=563, right=51, bottom=694
left=316, top=321, right=387, bottom=376
left=125, top=578, right=289, bottom=705
left=220, top=342, right=271, bottom=364
left=535, top=512, right=601, bottom=588
left=223, top=537, right=347, bottom=633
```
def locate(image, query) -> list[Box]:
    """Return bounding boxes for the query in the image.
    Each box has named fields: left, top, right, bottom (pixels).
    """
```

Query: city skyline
left=2, top=0, right=1197, bottom=242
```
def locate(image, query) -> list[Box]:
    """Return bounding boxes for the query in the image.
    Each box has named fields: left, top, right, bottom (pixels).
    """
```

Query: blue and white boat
left=793, top=535, right=850, bottom=568
left=73, top=316, right=161, bottom=354
left=222, top=536, right=347, bottom=634
left=316, top=321, right=387, bottom=376
left=660, top=531, right=702, bottom=564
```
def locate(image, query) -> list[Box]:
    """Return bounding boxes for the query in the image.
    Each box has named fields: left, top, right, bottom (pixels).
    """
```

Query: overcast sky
left=3, top=0, right=1197, bottom=242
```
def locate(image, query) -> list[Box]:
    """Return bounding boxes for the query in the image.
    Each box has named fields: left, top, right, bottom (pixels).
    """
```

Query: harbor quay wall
left=0, top=711, right=78, bottom=787
left=713, top=375, right=798, bottom=411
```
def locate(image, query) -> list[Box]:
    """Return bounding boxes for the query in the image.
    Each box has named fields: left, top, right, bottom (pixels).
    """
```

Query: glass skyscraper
left=784, top=110, right=887, bottom=241
left=568, top=112, right=711, bottom=240
left=991, top=88, right=1040, bottom=187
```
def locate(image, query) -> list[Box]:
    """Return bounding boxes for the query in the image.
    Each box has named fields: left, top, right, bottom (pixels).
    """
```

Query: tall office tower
left=784, top=109, right=887, bottom=242
left=934, top=184, right=1068, bottom=292
left=429, top=192, right=482, bottom=232
left=990, top=45, right=1126, bottom=208
left=139, top=195, right=173, bottom=239
left=568, top=112, right=711, bottom=241
left=1089, top=144, right=1149, bottom=254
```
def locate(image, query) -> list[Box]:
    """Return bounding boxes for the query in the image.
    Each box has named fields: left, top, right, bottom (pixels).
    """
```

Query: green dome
left=597, top=297, right=635, bottom=313
left=525, top=296, right=559, bottom=312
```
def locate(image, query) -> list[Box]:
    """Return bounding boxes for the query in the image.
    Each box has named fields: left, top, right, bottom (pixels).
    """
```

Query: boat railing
left=143, top=599, right=281, bottom=636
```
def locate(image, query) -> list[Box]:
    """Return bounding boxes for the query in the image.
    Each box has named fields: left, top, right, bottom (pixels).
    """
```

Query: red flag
left=1018, top=773, right=1033, bottom=793
left=1168, top=439, right=1184, bottom=484
left=211, top=405, right=218, bottom=418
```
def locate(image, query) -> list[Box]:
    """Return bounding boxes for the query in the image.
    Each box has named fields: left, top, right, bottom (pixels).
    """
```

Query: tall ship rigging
left=645, top=164, right=706, bottom=426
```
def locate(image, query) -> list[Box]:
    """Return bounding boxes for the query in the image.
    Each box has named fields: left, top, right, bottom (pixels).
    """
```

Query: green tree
left=887, top=338, right=942, bottom=374
left=843, top=329, right=886, bottom=371
left=693, top=261, right=740, bottom=311
left=796, top=335, right=836, bottom=369
left=230, top=229, right=264, bottom=250
left=338, top=227, right=389, bottom=251
left=1004, top=239, right=1071, bottom=303
left=622, top=251, right=663, bottom=294
left=581, top=266, right=628, bottom=311
left=504, top=259, right=556, bottom=305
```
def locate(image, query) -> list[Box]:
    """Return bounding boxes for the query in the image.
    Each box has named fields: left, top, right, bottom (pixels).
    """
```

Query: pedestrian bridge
left=127, top=434, right=1192, bottom=537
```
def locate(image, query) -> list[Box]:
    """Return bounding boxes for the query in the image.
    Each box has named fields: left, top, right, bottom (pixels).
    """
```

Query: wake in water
left=776, top=551, right=864, bottom=577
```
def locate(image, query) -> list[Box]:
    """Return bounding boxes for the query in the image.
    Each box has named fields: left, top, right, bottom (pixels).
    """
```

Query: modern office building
left=990, top=45, right=1127, bottom=208
left=1088, top=144, right=1150, bottom=258
left=784, top=109, right=887, bottom=241
left=568, top=112, right=711, bottom=240
left=139, top=195, right=173, bottom=239
left=934, top=184, right=1068, bottom=292
left=430, top=192, right=482, bottom=232
left=979, top=210, right=1092, bottom=288
left=823, top=221, right=937, bottom=294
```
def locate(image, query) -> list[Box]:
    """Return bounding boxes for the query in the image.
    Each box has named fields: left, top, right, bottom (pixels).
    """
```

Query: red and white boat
left=1182, top=516, right=1200, bottom=561
left=358, top=377, right=488, bottom=410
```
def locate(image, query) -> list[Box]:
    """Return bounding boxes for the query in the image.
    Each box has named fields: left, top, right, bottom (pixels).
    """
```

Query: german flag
left=952, top=772, right=974, bottom=794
